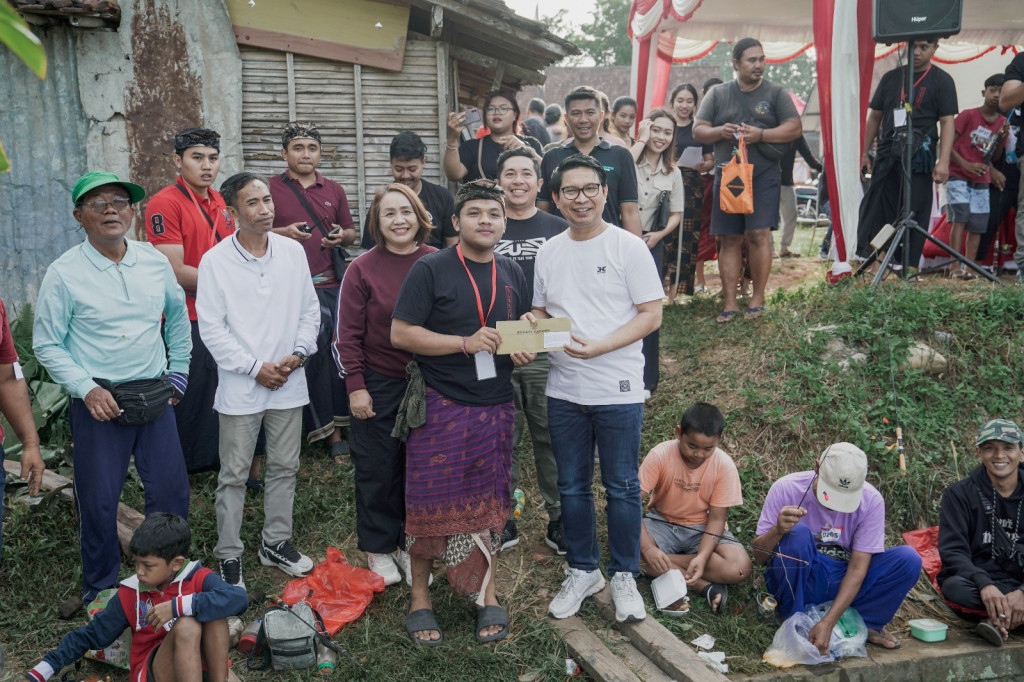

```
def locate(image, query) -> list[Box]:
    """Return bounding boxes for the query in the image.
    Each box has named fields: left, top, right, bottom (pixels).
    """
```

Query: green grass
left=2, top=278, right=1023, bottom=679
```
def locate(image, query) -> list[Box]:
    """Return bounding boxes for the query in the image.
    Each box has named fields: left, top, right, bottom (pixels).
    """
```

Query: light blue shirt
left=33, top=239, right=191, bottom=399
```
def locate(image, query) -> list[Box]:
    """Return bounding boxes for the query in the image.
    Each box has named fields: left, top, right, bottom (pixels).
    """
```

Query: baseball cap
left=976, top=419, right=1024, bottom=446
left=72, top=171, right=145, bottom=205
left=816, top=442, right=867, bottom=513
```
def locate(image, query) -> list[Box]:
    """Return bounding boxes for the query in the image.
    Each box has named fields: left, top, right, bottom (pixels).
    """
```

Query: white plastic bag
left=762, top=602, right=868, bottom=668
left=763, top=610, right=833, bottom=667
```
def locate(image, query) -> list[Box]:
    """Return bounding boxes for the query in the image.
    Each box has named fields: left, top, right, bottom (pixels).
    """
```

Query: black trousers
left=941, top=573, right=1022, bottom=615
left=349, top=369, right=407, bottom=553
left=304, top=286, right=349, bottom=443
left=176, top=320, right=220, bottom=473
left=856, top=156, right=934, bottom=264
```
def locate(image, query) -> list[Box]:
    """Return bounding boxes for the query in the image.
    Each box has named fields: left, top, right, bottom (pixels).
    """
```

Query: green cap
left=72, top=171, right=145, bottom=205
left=976, top=419, right=1024, bottom=446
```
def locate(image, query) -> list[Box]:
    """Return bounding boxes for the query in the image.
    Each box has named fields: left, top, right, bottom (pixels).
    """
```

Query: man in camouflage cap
left=939, top=419, right=1024, bottom=647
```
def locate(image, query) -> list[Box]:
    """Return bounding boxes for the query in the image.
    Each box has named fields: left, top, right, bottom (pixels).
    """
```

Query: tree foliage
left=545, top=0, right=632, bottom=67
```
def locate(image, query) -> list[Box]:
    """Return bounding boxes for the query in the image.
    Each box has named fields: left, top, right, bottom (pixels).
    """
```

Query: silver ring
left=999, top=614, right=1006, bottom=618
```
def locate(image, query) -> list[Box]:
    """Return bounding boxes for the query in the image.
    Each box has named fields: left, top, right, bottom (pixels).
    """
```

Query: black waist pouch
left=95, top=377, right=173, bottom=425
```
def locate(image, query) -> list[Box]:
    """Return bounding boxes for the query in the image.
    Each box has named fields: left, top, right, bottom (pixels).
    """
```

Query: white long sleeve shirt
left=196, top=232, right=319, bottom=415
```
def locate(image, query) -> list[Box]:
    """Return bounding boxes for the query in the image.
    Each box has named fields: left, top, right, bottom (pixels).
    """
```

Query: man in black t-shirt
left=1000, top=52, right=1024, bottom=281
left=391, top=180, right=533, bottom=646
left=856, top=39, right=958, bottom=264
left=361, top=131, right=458, bottom=250
left=494, top=148, right=568, bottom=554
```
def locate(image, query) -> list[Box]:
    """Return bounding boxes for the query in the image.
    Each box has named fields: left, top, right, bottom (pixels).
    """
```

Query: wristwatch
left=292, top=352, right=307, bottom=368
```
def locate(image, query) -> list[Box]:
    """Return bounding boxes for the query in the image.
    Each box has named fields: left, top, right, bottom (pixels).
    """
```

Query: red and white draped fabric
left=813, top=0, right=874, bottom=268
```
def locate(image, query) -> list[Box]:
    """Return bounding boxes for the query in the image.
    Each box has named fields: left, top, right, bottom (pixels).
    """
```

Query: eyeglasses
left=79, top=198, right=133, bottom=213
left=485, top=105, right=513, bottom=115
left=558, top=184, right=602, bottom=200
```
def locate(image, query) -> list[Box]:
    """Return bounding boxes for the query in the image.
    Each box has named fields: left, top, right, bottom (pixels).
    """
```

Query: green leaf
left=0, top=138, right=8, bottom=173
left=0, top=0, right=46, bottom=79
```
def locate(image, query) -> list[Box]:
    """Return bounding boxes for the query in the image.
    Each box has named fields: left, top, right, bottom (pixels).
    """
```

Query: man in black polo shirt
left=856, top=39, right=958, bottom=265
left=537, top=86, right=641, bottom=235
left=494, top=147, right=567, bottom=554
left=362, top=131, right=458, bottom=250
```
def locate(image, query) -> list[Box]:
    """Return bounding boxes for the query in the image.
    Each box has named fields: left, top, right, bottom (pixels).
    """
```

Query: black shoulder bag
left=732, top=81, right=790, bottom=162
left=280, top=173, right=349, bottom=281
left=94, top=377, right=173, bottom=425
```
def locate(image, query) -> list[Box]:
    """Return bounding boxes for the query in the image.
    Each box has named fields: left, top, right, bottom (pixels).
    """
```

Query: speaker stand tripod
left=855, top=42, right=1002, bottom=287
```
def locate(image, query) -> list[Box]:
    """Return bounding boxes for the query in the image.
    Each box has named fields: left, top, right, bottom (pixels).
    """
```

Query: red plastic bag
left=901, top=526, right=941, bottom=590
left=280, top=547, right=386, bottom=635
left=903, top=525, right=987, bottom=617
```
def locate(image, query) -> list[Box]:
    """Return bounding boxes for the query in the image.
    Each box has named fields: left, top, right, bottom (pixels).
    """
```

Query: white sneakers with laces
left=548, top=567, right=606, bottom=619
left=610, top=572, right=646, bottom=623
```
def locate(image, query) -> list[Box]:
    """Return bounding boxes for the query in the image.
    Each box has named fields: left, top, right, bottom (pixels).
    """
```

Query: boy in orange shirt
left=638, top=402, right=752, bottom=612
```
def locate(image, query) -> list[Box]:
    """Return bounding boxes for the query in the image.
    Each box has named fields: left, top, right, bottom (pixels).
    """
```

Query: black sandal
left=475, top=604, right=509, bottom=643
left=701, top=583, right=728, bottom=614
left=406, top=607, right=444, bottom=647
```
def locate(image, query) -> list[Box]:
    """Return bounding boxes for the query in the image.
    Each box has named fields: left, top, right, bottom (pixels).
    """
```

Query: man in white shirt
left=530, top=154, right=664, bottom=623
left=197, top=172, right=320, bottom=588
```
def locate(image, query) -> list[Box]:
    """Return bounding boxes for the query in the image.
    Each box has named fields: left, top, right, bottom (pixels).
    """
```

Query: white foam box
left=651, top=569, right=688, bottom=610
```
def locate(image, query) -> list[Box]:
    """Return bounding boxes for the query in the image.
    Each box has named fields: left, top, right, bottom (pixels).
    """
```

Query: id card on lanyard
left=456, top=244, right=497, bottom=381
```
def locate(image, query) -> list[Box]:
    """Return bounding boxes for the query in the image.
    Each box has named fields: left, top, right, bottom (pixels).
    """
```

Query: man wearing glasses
left=33, top=171, right=192, bottom=606
left=530, top=155, right=663, bottom=623
left=537, top=86, right=642, bottom=236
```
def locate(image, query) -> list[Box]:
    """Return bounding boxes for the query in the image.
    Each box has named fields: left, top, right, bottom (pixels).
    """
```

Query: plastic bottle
left=513, top=488, right=526, bottom=517
left=226, top=616, right=246, bottom=647
left=316, top=641, right=336, bottom=675
left=237, top=619, right=262, bottom=655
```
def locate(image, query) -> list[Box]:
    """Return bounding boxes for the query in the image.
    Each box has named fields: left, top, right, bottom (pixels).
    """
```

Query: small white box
left=651, top=569, right=688, bottom=610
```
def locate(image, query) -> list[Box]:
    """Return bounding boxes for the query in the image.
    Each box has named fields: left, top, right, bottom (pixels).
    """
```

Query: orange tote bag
left=719, top=134, right=754, bottom=214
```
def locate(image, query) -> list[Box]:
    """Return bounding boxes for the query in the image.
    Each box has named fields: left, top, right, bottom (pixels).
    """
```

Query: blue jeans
left=547, top=398, right=644, bottom=576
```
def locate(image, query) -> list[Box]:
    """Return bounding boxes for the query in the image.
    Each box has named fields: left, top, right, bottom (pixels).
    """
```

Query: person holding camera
left=443, top=90, right=544, bottom=183
left=34, top=171, right=192, bottom=605
left=268, top=122, right=356, bottom=463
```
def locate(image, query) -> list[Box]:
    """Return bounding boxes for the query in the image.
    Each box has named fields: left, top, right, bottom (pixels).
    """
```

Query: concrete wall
left=0, top=0, right=243, bottom=310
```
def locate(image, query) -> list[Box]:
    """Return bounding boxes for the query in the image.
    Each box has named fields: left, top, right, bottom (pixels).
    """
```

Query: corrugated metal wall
left=0, top=26, right=89, bottom=311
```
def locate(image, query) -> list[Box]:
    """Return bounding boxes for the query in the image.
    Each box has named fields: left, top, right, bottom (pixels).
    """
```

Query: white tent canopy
left=629, top=0, right=1023, bottom=269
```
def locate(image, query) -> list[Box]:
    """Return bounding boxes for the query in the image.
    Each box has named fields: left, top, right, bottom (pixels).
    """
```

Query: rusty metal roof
left=12, top=0, right=120, bottom=26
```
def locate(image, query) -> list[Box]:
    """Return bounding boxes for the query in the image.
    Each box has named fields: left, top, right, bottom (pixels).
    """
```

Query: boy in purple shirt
left=753, top=443, right=921, bottom=653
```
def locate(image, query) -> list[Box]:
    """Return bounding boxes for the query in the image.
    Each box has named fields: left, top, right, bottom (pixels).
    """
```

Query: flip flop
left=476, top=604, right=509, bottom=643
left=975, top=621, right=1004, bottom=647
left=716, top=311, right=736, bottom=324
left=701, top=583, right=728, bottom=614
left=867, top=627, right=902, bottom=650
left=744, top=306, right=766, bottom=320
left=406, top=606, right=444, bottom=647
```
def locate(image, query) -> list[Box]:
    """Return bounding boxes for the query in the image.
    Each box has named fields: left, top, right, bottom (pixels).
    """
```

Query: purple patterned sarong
left=405, top=388, right=513, bottom=599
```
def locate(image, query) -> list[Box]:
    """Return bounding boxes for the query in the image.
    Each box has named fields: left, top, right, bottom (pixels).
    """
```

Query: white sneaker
left=391, top=548, right=433, bottom=587
left=548, top=567, right=606, bottom=619
left=367, top=552, right=402, bottom=586
left=610, top=572, right=646, bottom=622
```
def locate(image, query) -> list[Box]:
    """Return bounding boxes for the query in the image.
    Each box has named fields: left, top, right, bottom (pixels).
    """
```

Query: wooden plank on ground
left=547, top=615, right=642, bottom=682
left=591, top=587, right=730, bottom=682
left=3, top=460, right=144, bottom=556
left=610, top=637, right=676, bottom=682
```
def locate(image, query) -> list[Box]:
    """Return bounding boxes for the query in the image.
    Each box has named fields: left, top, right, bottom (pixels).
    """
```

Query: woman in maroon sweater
left=334, top=183, right=437, bottom=586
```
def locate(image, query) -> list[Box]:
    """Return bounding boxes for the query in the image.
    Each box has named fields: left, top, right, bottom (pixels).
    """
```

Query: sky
left=503, top=0, right=598, bottom=30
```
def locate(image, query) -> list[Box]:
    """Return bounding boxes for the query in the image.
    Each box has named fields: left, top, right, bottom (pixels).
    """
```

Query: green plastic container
left=909, top=618, right=948, bottom=642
